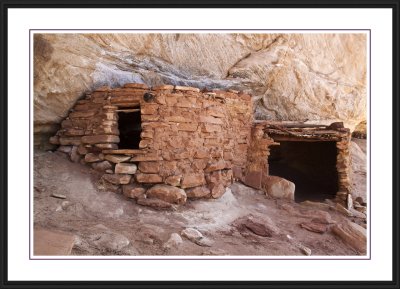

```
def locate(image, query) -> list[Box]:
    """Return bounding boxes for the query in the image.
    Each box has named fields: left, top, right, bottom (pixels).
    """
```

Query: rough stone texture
left=34, top=228, right=76, bottom=256
left=263, top=175, right=295, bottom=200
left=35, top=34, right=366, bottom=145
left=102, top=174, right=132, bottom=185
left=122, top=184, right=146, bottom=199
left=51, top=84, right=251, bottom=199
left=299, top=222, right=328, bottom=234
left=115, top=163, right=137, bottom=174
left=146, top=184, right=187, bottom=205
left=91, top=160, right=112, bottom=172
left=136, top=196, right=174, bottom=210
left=104, top=154, right=131, bottom=163
left=181, top=228, right=213, bottom=247
left=186, top=186, right=211, bottom=199
left=233, top=214, right=280, bottom=237
left=85, top=153, right=102, bottom=163
left=332, top=221, right=367, bottom=254
left=163, top=233, right=183, bottom=250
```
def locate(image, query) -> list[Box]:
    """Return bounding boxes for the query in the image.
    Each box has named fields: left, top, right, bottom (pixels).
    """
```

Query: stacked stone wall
left=50, top=83, right=253, bottom=202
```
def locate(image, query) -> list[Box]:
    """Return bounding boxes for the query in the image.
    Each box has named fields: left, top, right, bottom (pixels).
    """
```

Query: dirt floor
left=33, top=139, right=367, bottom=256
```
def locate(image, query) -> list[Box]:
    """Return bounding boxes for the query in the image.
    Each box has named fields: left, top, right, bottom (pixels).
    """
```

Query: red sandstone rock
left=300, top=222, right=328, bottom=234
left=181, top=173, right=206, bottom=189
left=136, top=196, right=174, bottom=210
left=139, top=139, right=152, bottom=148
left=122, top=185, right=146, bottom=199
left=194, top=149, right=209, bottom=159
left=102, top=174, right=132, bottom=185
left=77, top=145, right=89, bottom=155
left=91, top=160, right=112, bottom=172
left=205, top=160, right=226, bottom=172
left=81, top=135, right=119, bottom=144
left=140, top=130, right=154, bottom=139
left=199, top=115, right=223, bottom=125
left=165, top=175, right=181, bottom=187
left=104, top=154, right=131, bottom=163
left=84, top=153, right=102, bottom=163
left=59, top=137, right=82, bottom=146
left=332, top=221, right=366, bottom=254
left=138, top=162, right=160, bottom=173
left=135, top=173, right=163, bottom=183
left=234, top=214, right=279, bottom=237
left=176, top=123, right=198, bottom=132
left=141, top=104, right=159, bottom=115
left=165, top=116, right=191, bottom=123
left=115, top=163, right=137, bottom=174
left=244, top=171, right=262, bottom=189
left=192, top=159, right=208, bottom=171
left=162, top=161, right=178, bottom=172
left=146, top=184, right=187, bottom=205
left=202, top=123, right=221, bottom=133
left=186, top=186, right=211, bottom=198
left=210, top=183, right=225, bottom=198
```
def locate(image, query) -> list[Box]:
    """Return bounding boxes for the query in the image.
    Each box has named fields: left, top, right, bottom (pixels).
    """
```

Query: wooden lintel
left=116, top=109, right=140, bottom=113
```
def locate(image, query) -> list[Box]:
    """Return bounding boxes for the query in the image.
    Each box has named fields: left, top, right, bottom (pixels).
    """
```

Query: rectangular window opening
left=117, top=108, right=142, bottom=149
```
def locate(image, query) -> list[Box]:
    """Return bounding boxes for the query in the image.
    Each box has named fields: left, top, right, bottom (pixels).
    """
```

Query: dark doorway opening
left=269, top=141, right=338, bottom=202
left=118, top=109, right=142, bottom=149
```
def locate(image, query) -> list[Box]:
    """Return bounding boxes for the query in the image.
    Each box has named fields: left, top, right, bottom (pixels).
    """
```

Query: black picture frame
left=0, top=1, right=399, bottom=288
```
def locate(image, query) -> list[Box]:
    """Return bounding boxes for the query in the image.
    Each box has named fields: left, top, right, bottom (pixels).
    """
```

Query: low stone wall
left=50, top=83, right=253, bottom=204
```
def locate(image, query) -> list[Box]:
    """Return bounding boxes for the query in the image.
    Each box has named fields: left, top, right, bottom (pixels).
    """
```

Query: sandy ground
left=33, top=140, right=367, bottom=256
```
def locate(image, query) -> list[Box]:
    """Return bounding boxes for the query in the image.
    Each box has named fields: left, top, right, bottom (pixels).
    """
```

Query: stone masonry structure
left=245, top=121, right=352, bottom=204
left=50, top=83, right=352, bottom=208
left=50, top=83, right=252, bottom=205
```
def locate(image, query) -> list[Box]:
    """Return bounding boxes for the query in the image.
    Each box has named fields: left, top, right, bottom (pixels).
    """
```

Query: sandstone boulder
left=146, top=184, right=187, bottom=205
left=181, top=228, right=213, bottom=247
left=332, top=221, right=367, bottom=254
left=122, top=185, right=146, bottom=199
left=163, top=233, right=183, bottom=250
left=264, top=176, right=295, bottom=201
left=234, top=214, right=280, bottom=237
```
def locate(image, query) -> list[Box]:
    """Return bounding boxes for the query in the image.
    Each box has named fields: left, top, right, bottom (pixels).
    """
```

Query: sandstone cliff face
left=34, top=33, right=367, bottom=145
